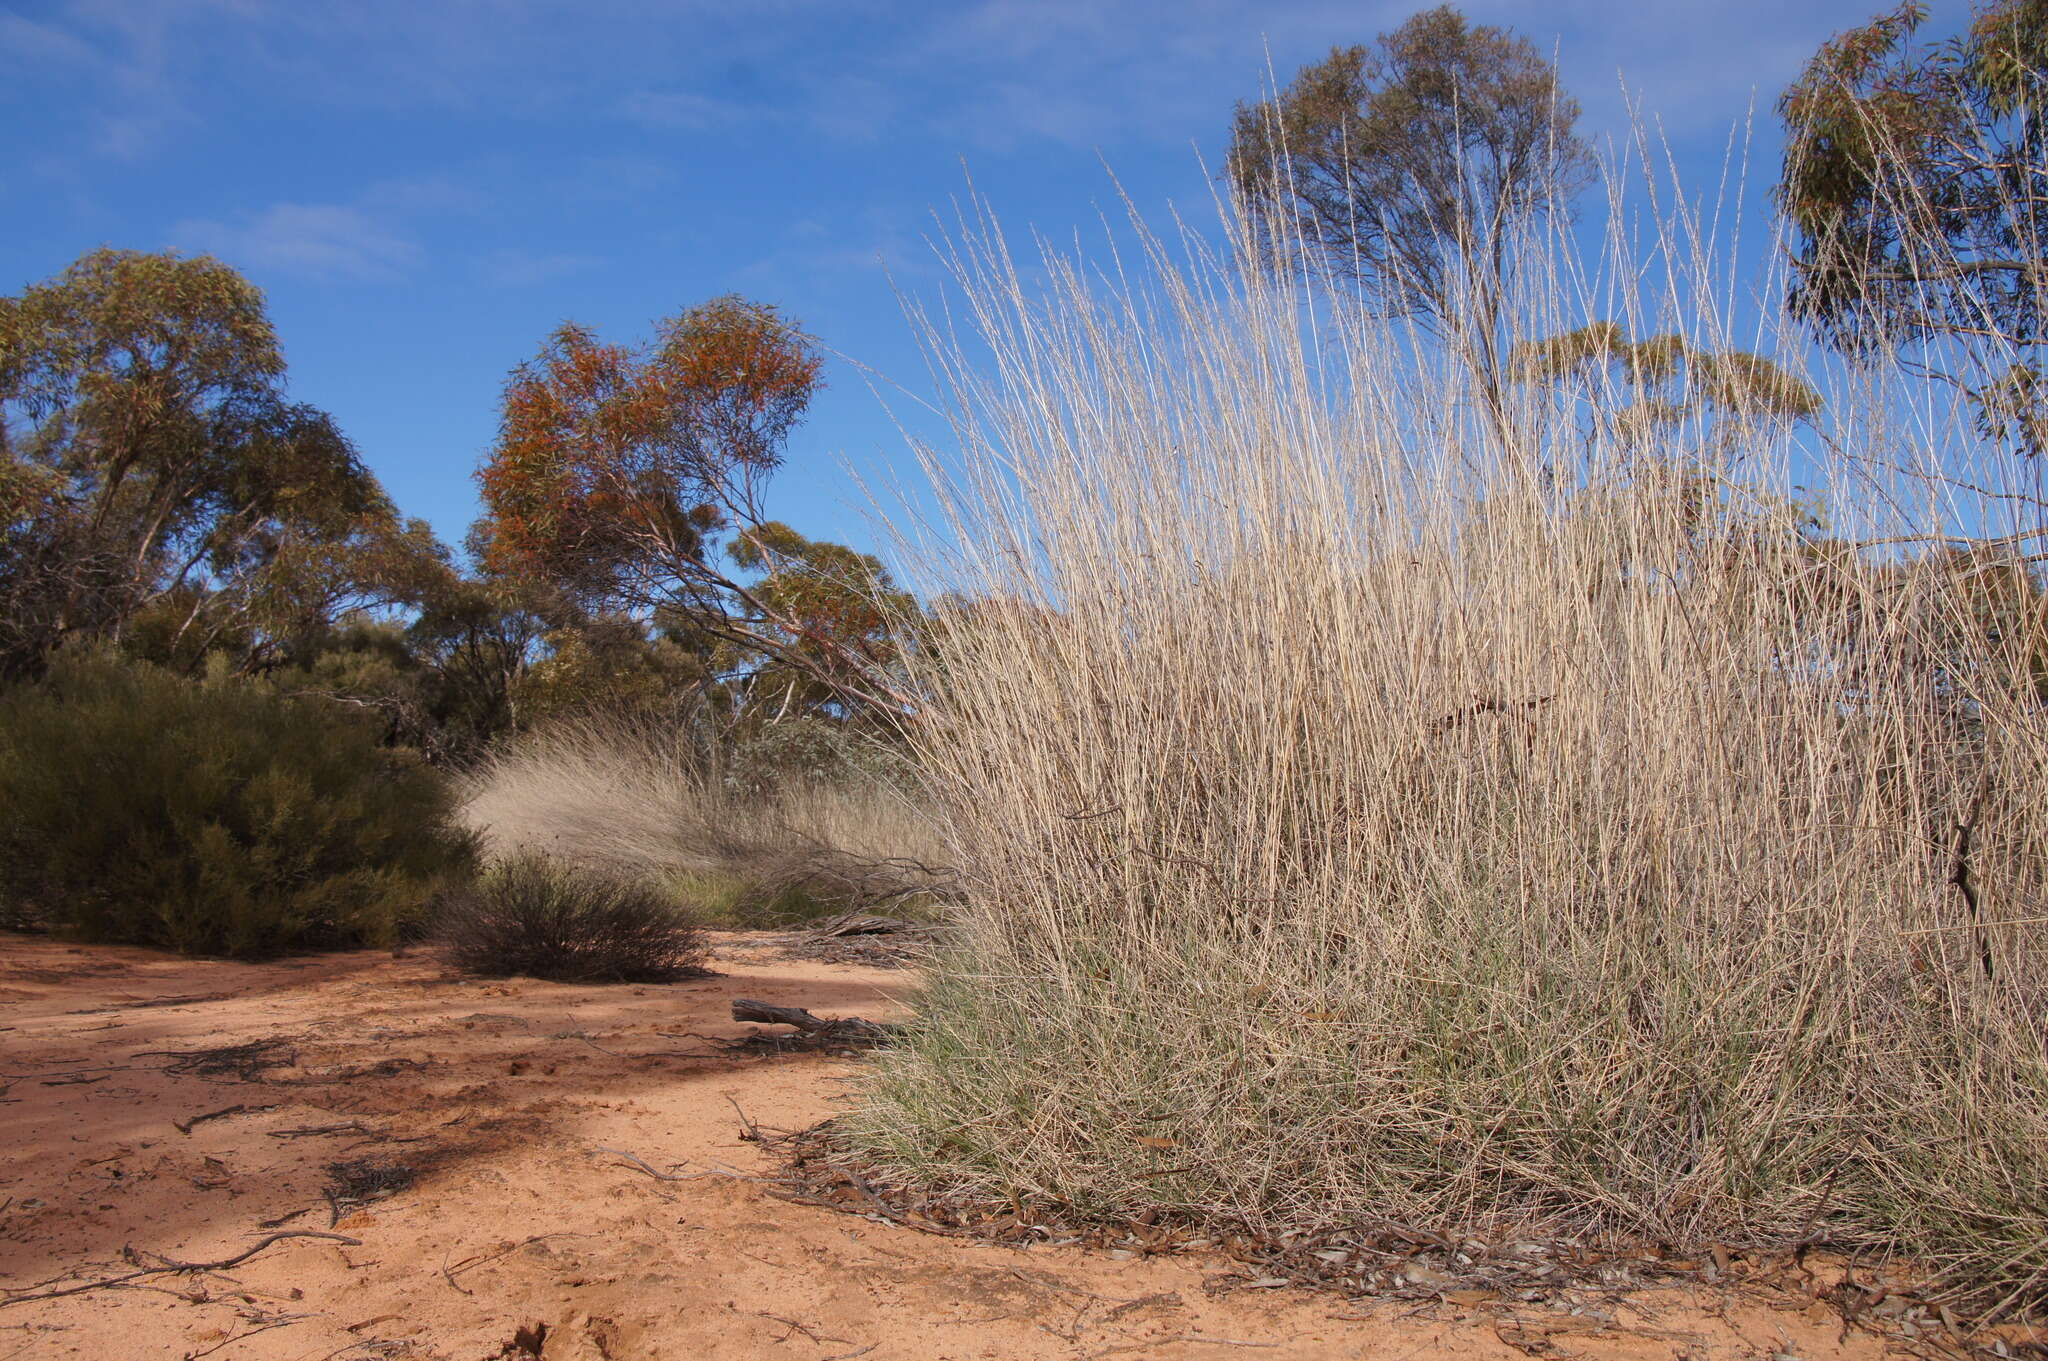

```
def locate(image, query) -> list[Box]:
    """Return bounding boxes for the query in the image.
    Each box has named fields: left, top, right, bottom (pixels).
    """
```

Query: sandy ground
left=0, top=933, right=1906, bottom=1361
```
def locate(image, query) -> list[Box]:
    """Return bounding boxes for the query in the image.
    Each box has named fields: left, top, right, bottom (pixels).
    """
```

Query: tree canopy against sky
left=0, top=248, right=441, bottom=678
left=1777, top=0, right=2048, bottom=457
left=1225, top=5, right=1593, bottom=428
left=1, top=0, right=1895, bottom=556
left=474, top=298, right=916, bottom=718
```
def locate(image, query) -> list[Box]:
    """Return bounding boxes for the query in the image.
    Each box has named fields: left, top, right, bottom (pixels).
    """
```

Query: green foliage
left=1226, top=5, right=1591, bottom=410
left=0, top=653, right=477, bottom=956
left=669, top=869, right=841, bottom=929
left=0, top=248, right=445, bottom=679
left=723, top=521, right=919, bottom=724
left=514, top=615, right=709, bottom=730
left=713, top=712, right=911, bottom=799
left=439, top=853, right=705, bottom=982
left=1510, top=322, right=1822, bottom=461
left=1776, top=0, right=2048, bottom=452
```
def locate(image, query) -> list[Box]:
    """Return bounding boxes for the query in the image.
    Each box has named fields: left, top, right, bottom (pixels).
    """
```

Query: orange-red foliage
left=475, top=299, right=823, bottom=603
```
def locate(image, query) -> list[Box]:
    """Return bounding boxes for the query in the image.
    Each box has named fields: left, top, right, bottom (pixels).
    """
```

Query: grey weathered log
left=730, top=999, right=890, bottom=1043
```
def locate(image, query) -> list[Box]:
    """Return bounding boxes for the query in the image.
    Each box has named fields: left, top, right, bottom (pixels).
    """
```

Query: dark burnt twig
left=1950, top=771, right=1996, bottom=981
left=174, top=1104, right=279, bottom=1135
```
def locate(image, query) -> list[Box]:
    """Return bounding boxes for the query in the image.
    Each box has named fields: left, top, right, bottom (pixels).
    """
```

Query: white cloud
left=0, top=11, right=99, bottom=65
left=9, top=0, right=1909, bottom=171
left=477, top=248, right=597, bottom=287
left=174, top=202, right=422, bottom=281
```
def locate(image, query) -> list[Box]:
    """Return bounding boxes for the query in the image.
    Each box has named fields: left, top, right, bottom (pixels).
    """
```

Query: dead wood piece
left=809, top=912, right=938, bottom=939
left=1103, top=1291, right=1184, bottom=1321
left=440, top=1233, right=591, bottom=1296
left=135, top=1039, right=296, bottom=1082
left=115, top=992, right=234, bottom=1011
left=181, top=1315, right=305, bottom=1358
left=1092, top=1336, right=1279, bottom=1354
left=553, top=1031, right=630, bottom=1057
left=592, top=1147, right=693, bottom=1182
left=175, top=1104, right=280, bottom=1135
left=320, top=1157, right=421, bottom=1227
left=730, top=999, right=891, bottom=1045
left=268, top=1122, right=377, bottom=1140
left=0, top=1231, right=361, bottom=1307
left=748, top=1310, right=846, bottom=1345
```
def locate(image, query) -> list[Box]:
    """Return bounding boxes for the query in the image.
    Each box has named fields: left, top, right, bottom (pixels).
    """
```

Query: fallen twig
left=267, top=1122, right=375, bottom=1140
left=175, top=1104, right=279, bottom=1135
left=730, top=999, right=890, bottom=1046
left=0, top=1064, right=138, bottom=1081
left=553, top=1031, right=630, bottom=1058
left=181, top=1315, right=306, bottom=1359
left=749, top=1311, right=845, bottom=1345
left=1091, top=1337, right=1280, bottom=1355
left=0, top=1232, right=360, bottom=1307
left=134, top=1040, right=296, bottom=1082
left=591, top=1147, right=693, bottom=1182
left=439, top=1233, right=591, bottom=1296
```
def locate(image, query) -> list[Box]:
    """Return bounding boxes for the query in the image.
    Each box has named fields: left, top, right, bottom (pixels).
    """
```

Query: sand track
left=0, top=935, right=1891, bottom=1360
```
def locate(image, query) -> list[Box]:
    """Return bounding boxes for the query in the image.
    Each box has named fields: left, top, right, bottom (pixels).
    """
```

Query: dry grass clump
left=438, top=852, right=705, bottom=982
left=461, top=716, right=951, bottom=926
left=845, top=187, right=2048, bottom=1314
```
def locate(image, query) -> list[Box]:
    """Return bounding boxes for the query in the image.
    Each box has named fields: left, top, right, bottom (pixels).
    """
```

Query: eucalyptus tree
left=1777, top=0, right=2048, bottom=458
left=0, top=248, right=435, bottom=677
left=1226, top=6, right=1593, bottom=432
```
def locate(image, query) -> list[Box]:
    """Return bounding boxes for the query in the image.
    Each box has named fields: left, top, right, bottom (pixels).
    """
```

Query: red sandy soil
left=0, top=933, right=1905, bottom=1361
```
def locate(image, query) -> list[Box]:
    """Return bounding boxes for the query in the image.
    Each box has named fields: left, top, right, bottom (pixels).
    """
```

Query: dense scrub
left=437, top=852, right=706, bottom=982
left=845, top=198, right=2048, bottom=1315
left=0, top=654, right=477, bottom=956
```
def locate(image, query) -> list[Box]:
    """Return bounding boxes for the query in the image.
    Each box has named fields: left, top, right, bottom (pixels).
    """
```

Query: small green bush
left=0, top=653, right=477, bottom=956
left=439, top=854, right=705, bottom=982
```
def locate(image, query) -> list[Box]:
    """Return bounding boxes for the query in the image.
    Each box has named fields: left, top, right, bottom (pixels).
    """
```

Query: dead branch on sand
left=0, top=1232, right=361, bottom=1307
left=174, top=1104, right=279, bottom=1134
left=730, top=999, right=891, bottom=1048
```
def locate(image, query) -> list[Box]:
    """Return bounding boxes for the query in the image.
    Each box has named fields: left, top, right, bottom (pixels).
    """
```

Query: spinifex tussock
left=846, top=178, right=2048, bottom=1315
left=461, top=713, right=949, bottom=924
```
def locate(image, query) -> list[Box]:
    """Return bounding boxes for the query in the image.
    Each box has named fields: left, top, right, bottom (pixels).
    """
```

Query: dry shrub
left=439, top=853, right=705, bottom=983
left=462, top=716, right=951, bottom=924
left=844, top=177, right=2048, bottom=1315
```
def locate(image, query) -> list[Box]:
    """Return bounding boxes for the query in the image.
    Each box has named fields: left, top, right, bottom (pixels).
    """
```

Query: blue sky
left=3, top=0, right=1896, bottom=562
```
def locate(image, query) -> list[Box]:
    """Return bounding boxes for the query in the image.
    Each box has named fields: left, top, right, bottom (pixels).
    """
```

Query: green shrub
left=439, top=853, right=705, bottom=982
left=0, top=653, right=477, bottom=956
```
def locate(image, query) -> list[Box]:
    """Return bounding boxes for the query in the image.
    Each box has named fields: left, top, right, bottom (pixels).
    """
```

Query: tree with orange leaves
left=475, top=297, right=916, bottom=717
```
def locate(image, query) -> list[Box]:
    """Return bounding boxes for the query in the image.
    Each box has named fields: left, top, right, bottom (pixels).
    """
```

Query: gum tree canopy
left=474, top=296, right=917, bottom=717
left=1777, top=0, right=2048, bottom=455
left=1226, top=5, right=1593, bottom=418
left=0, top=248, right=439, bottom=678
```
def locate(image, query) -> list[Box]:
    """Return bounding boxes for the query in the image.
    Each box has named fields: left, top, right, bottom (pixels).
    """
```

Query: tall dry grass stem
left=849, top=165, right=2048, bottom=1314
